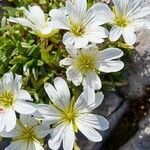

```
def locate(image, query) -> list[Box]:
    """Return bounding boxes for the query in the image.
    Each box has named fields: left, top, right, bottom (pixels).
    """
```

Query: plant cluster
left=0, top=0, right=150, bottom=150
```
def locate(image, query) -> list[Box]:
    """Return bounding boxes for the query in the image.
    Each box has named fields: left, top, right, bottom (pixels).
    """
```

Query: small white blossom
left=0, top=72, right=36, bottom=132
left=37, top=77, right=109, bottom=150
left=8, top=5, right=54, bottom=38
left=49, top=0, right=108, bottom=49
left=93, top=0, right=150, bottom=45
left=60, top=44, right=124, bottom=104
left=0, top=115, right=50, bottom=150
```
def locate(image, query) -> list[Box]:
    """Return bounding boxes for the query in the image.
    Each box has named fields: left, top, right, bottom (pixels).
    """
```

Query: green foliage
left=0, top=0, right=131, bottom=104
left=0, top=14, right=66, bottom=103
left=7, top=0, right=66, bottom=10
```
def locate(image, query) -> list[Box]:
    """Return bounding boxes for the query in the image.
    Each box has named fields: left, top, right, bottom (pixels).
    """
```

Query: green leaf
left=10, top=56, right=28, bottom=64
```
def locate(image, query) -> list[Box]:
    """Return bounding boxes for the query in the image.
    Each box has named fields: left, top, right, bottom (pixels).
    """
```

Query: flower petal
left=40, top=22, right=54, bottom=35
left=78, top=114, right=109, bottom=131
left=16, top=90, right=33, bottom=101
left=63, top=124, right=75, bottom=150
left=122, top=27, right=136, bottom=46
left=8, top=17, right=34, bottom=29
left=74, top=92, right=104, bottom=113
left=5, top=140, right=26, bottom=150
left=63, top=32, right=75, bottom=47
left=59, top=58, right=73, bottom=66
left=13, top=100, right=36, bottom=114
left=76, top=118, right=102, bottom=142
left=66, top=66, right=83, bottom=86
left=26, top=5, right=45, bottom=26
left=66, top=46, right=78, bottom=58
left=0, top=112, right=6, bottom=132
left=74, top=37, right=89, bottom=49
left=0, top=123, right=21, bottom=138
left=86, top=26, right=108, bottom=43
left=44, top=83, right=67, bottom=108
left=20, top=114, right=37, bottom=127
left=34, top=123, right=50, bottom=138
left=2, top=72, right=14, bottom=91
left=49, top=8, right=69, bottom=30
left=63, top=32, right=89, bottom=49
left=98, top=60, right=124, bottom=73
left=83, top=87, right=95, bottom=106
left=29, top=5, right=45, bottom=21
left=66, top=1, right=80, bottom=23
left=54, top=77, right=70, bottom=105
left=74, top=0, right=87, bottom=18
left=89, top=92, right=104, bottom=111
left=5, top=109, right=16, bottom=132
left=74, top=92, right=89, bottom=113
left=28, top=141, right=44, bottom=150
left=48, top=123, right=66, bottom=150
left=83, top=72, right=102, bottom=90
left=91, top=3, right=114, bottom=24
left=36, top=104, right=61, bottom=123
left=13, top=74, right=22, bottom=93
left=82, top=68, right=102, bottom=105
left=109, top=26, right=122, bottom=42
left=99, top=48, right=124, bottom=61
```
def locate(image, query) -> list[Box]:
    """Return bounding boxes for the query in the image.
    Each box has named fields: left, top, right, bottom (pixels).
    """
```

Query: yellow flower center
left=68, top=17, right=85, bottom=36
left=0, top=91, right=14, bottom=108
left=62, top=109, right=77, bottom=123
left=113, top=8, right=128, bottom=27
left=59, top=99, right=78, bottom=132
left=61, top=101, right=77, bottom=122
left=13, top=121, right=44, bottom=145
left=115, top=16, right=128, bottom=27
left=21, top=125, right=37, bottom=141
left=71, top=24, right=85, bottom=36
left=74, top=52, right=96, bottom=74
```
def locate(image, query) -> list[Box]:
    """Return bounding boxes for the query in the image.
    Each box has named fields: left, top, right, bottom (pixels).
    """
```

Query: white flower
left=8, top=5, right=54, bottom=38
left=49, top=0, right=108, bottom=49
left=93, top=0, right=150, bottom=45
left=60, top=44, right=124, bottom=103
left=37, top=77, right=109, bottom=150
left=0, top=115, right=50, bottom=150
left=0, top=72, right=36, bottom=132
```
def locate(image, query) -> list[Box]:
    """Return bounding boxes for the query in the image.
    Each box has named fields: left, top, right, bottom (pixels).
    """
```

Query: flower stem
left=40, top=38, right=53, bottom=66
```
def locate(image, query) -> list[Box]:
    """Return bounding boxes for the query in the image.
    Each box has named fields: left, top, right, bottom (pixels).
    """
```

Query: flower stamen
left=115, top=16, right=128, bottom=27
left=71, top=24, right=85, bottom=36
left=0, top=91, right=14, bottom=108
left=68, top=17, right=85, bottom=36
left=74, top=52, right=96, bottom=74
left=113, top=8, right=128, bottom=27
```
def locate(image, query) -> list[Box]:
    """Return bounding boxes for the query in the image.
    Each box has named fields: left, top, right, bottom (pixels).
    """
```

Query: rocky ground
left=101, top=28, right=150, bottom=150
left=120, top=110, right=150, bottom=150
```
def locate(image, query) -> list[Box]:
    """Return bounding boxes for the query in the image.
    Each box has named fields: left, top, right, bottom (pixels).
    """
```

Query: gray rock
left=119, top=110, right=150, bottom=150
left=77, top=92, right=128, bottom=150
left=120, top=29, right=150, bottom=99
left=0, top=139, right=11, bottom=150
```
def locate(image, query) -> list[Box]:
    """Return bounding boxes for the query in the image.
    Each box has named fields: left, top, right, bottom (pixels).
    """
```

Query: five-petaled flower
left=0, top=72, right=36, bottom=132
left=93, top=0, right=150, bottom=45
left=37, top=77, right=109, bottom=150
left=49, top=0, right=108, bottom=49
left=60, top=44, right=124, bottom=104
left=8, top=6, right=55, bottom=38
left=0, top=115, right=50, bottom=150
